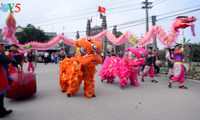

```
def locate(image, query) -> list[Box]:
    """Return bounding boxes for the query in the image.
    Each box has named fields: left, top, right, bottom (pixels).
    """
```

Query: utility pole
left=141, top=0, right=153, bottom=50
left=152, top=15, right=158, bottom=51
left=63, top=27, right=65, bottom=51
left=52, top=25, right=54, bottom=37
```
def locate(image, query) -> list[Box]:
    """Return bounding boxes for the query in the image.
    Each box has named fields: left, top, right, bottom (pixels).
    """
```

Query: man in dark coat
left=141, top=47, right=157, bottom=83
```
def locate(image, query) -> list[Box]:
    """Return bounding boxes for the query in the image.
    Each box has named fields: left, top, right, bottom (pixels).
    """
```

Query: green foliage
left=175, top=37, right=190, bottom=46
left=116, top=31, right=123, bottom=38
left=186, top=39, right=191, bottom=43
left=15, top=24, right=49, bottom=44
left=192, top=42, right=200, bottom=62
left=58, top=41, right=67, bottom=48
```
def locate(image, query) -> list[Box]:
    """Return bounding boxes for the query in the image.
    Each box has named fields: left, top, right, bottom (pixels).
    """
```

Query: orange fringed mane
left=59, top=39, right=102, bottom=98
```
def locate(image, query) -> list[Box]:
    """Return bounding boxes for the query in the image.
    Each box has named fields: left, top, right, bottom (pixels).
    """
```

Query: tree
left=15, top=24, right=49, bottom=44
left=192, top=42, right=200, bottom=62
left=116, top=31, right=123, bottom=38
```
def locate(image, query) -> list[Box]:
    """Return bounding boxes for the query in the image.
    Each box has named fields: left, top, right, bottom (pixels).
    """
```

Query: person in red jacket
left=0, top=44, right=13, bottom=118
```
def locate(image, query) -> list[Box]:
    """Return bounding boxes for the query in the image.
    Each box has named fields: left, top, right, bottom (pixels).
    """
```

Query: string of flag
left=90, top=6, right=106, bottom=23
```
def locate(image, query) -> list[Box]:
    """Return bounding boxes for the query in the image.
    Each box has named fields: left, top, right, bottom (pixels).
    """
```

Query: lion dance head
left=75, top=39, right=102, bottom=67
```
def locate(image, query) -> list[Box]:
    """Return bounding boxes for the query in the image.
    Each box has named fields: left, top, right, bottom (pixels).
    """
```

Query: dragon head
left=174, top=16, right=196, bottom=36
left=137, top=48, right=146, bottom=60
left=124, top=48, right=142, bottom=66
left=74, top=39, right=102, bottom=67
left=124, top=47, right=146, bottom=66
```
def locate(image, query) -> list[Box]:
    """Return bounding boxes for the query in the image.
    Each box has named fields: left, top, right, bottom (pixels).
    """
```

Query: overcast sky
left=0, top=0, right=199, bottom=49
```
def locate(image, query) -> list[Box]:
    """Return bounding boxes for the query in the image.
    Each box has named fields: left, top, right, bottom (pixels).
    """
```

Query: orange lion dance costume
left=59, top=38, right=102, bottom=98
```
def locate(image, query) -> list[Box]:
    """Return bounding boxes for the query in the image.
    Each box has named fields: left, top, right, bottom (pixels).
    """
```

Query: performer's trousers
left=142, top=66, right=155, bottom=77
left=0, top=94, right=6, bottom=115
left=27, top=62, right=35, bottom=72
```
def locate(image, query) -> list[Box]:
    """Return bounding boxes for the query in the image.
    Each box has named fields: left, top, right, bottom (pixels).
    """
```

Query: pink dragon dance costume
left=98, top=48, right=145, bottom=88
left=171, top=48, right=185, bottom=83
left=130, top=48, right=147, bottom=86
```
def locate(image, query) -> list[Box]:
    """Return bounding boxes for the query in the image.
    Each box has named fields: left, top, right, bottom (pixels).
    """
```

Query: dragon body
left=1, top=14, right=196, bottom=51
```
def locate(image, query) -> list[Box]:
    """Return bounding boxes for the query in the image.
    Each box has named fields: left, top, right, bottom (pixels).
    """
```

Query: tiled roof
left=91, top=25, right=102, bottom=29
left=16, top=26, right=24, bottom=29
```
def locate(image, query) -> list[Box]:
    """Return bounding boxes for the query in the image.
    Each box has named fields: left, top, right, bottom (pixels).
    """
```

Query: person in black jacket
left=141, top=47, right=157, bottom=83
left=0, top=44, right=13, bottom=118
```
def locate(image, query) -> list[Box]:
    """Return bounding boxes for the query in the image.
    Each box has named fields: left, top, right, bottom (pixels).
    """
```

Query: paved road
left=3, top=63, right=200, bottom=120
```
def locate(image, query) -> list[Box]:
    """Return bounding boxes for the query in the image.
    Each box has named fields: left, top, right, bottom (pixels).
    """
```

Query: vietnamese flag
left=98, top=6, right=106, bottom=14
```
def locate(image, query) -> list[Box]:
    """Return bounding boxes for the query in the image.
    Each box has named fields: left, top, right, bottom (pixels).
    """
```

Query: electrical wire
left=64, top=7, right=200, bottom=36
left=14, top=1, right=142, bottom=24
left=157, top=8, right=200, bottom=21
left=34, top=3, right=200, bottom=27
left=33, top=6, right=141, bottom=26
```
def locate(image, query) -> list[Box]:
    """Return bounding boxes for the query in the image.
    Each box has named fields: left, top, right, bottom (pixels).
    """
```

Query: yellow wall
left=15, top=27, right=23, bottom=33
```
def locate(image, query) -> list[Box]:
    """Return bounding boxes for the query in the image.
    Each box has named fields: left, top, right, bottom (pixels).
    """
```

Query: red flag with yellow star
left=98, top=6, right=106, bottom=14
